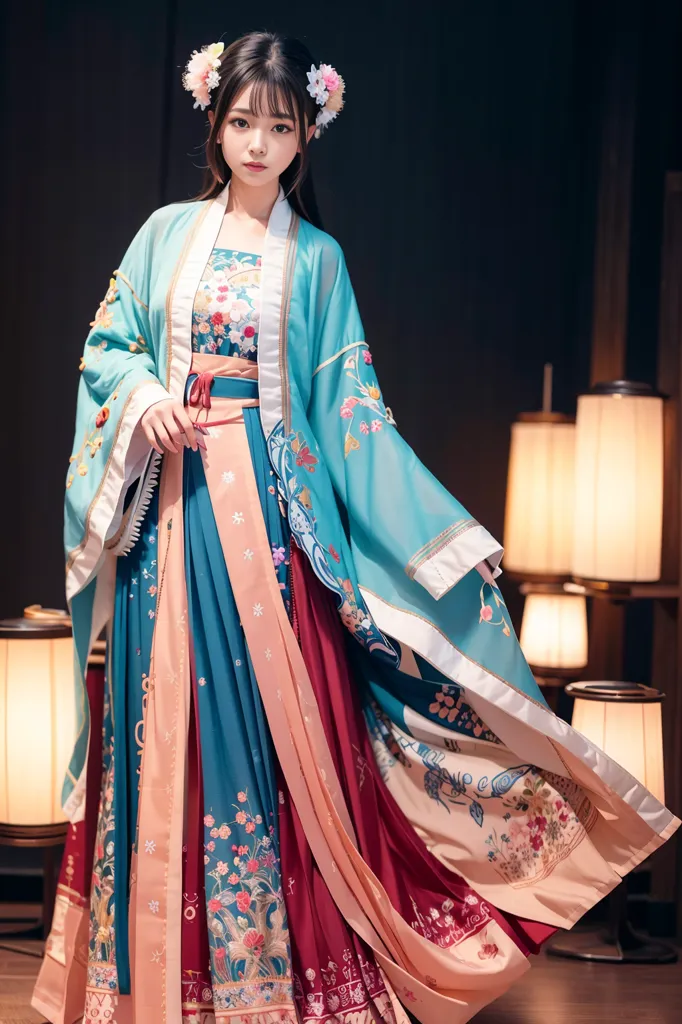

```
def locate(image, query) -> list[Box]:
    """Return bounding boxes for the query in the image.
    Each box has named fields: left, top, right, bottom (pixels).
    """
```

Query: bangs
left=247, top=72, right=301, bottom=124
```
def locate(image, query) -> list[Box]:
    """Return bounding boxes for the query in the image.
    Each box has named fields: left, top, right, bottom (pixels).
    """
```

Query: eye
left=272, top=123, right=292, bottom=134
left=230, top=117, right=249, bottom=129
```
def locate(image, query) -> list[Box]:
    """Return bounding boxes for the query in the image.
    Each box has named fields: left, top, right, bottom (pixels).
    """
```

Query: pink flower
left=559, top=811, right=569, bottom=824
left=363, top=349, right=373, bottom=364
left=228, top=872, right=239, bottom=884
left=272, top=545, right=286, bottom=567
left=261, top=851, right=276, bottom=869
left=340, top=406, right=353, bottom=419
left=218, top=824, right=231, bottom=839
left=370, top=419, right=382, bottom=432
left=480, top=605, right=493, bottom=622
left=530, top=834, right=544, bottom=852
left=533, top=816, right=547, bottom=833
left=216, top=861, right=229, bottom=875
left=235, top=811, right=247, bottom=825
left=360, top=421, right=369, bottom=435
left=210, top=827, right=219, bottom=838
left=214, top=946, right=227, bottom=960
left=245, top=821, right=256, bottom=834
left=246, top=858, right=260, bottom=872
left=206, top=841, right=216, bottom=852
left=321, top=65, right=340, bottom=92
left=243, top=929, right=265, bottom=950
left=244, top=325, right=255, bottom=338
left=236, top=890, right=251, bottom=913
left=211, top=312, right=224, bottom=326
left=207, top=898, right=222, bottom=912
left=238, top=845, right=249, bottom=856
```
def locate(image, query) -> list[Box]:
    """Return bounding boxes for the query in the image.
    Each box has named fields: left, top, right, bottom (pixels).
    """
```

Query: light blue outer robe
left=63, top=182, right=675, bottom=859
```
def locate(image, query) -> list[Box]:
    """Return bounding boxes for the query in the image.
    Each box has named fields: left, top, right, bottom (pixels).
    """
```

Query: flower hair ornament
left=182, top=41, right=345, bottom=136
left=306, top=63, right=345, bottom=137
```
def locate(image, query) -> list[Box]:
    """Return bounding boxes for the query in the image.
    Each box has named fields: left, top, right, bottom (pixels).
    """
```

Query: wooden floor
left=2, top=941, right=681, bottom=1023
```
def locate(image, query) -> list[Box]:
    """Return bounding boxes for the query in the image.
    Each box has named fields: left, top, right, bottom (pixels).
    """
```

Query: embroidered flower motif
left=363, top=348, right=373, bottom=364
left=237, top=791, right=247, bottom=802
left=480, top=604, right=493, bottom=622
left=198, top=676, right=207, bottom=687
left=228, top=872, right=239, bottom=884
left=236, top=890, right=252, bottom=913
left=271, top=545, right=287, bottom=567
left=243, top=548, right=254, bottom=560
left=144, top=839, right=156, bottom=855
left=232, top=512, right=245, bottom=525
left=218, top=824, right=231, bottom=839
left=265, top=648, right=272, bottom=660
left=204, top=814, right=215, bottom=828
left=253, top=603, right=264, bottom=617
left=95, top=407, right=110, bottom=428
left=360, top=421, right=369, bottom=434
left=370, top=419, right=382, bottom=432
left=216, top=860, right=229, bottom=875
left=235, top=811, right=247, bottom=825
left=329, top=544, right=341, bottom=563
left=207, top=898, right=222, bottom=912
left=222, top=470, right=235, bottom=485
left=148, top=900, right=159, bottom=914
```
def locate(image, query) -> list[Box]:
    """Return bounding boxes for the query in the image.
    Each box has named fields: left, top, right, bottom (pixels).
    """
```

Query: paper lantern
left=572, top=382, right=664, bottom=582
left=503, top=412, right=576, bottom=576
left=519, top=586, right=588, bottom=672
left=567, top=681, right=665, bottom=805
left=0, top=616, right=75, bottom=827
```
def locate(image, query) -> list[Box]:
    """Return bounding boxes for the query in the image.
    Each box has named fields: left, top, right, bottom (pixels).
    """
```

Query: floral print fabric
left=192, top=249, right=261, bottom=359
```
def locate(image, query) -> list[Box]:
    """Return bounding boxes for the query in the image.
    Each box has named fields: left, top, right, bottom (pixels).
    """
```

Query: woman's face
left=209, top=82, right=316, bottom=190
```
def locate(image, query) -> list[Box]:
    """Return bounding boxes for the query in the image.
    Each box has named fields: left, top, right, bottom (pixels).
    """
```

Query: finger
left=155, top=421, right=179, bottom=454
left=173, top=406, right=198, bottom=451
left=143, top=422, right=164, bottom=455
left=159, top=411, right=186, bottom=448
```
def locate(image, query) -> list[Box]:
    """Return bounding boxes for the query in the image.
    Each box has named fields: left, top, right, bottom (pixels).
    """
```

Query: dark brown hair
left=194, top=31, right=324, bottom=228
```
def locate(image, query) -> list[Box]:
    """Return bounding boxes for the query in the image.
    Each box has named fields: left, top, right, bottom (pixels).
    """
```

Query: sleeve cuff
left=408, top=523, right=503, bottom=600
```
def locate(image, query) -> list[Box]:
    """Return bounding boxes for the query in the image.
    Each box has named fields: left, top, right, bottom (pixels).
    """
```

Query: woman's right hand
left=141, top=399, right=198, bottom=454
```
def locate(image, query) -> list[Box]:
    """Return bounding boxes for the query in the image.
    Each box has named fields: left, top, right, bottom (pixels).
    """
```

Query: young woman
left=33, top=29, right=679, bottom=1024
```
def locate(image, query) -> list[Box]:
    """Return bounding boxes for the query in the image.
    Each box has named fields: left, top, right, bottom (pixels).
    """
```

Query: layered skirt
left=36, top=354, right=657, bottom=1024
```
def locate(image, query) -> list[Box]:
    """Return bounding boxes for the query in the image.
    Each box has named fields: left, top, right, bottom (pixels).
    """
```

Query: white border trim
left=257, top=186, right=293, bottom=438
left=361, top=586, right=675, bottom=837
left=412, top=523, right=503, bottom=599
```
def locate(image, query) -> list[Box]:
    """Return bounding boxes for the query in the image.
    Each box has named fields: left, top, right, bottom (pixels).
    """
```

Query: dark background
left=1, top=0, right=681, bottom=624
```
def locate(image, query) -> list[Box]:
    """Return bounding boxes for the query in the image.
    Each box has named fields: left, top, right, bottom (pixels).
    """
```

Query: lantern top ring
left=565, top=681, right=664, bottom=703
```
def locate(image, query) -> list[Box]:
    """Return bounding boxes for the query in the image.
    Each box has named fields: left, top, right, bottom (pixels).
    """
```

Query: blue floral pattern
left=192, top=248, right=261, bottom=359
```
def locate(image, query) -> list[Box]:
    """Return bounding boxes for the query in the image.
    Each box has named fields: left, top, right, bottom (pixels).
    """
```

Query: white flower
left=243, top=548, right=254, bottom=560
left=315, top=107, right=338, bottom=130
left=148, top=900, right=159, bottom=914
left=253, top=603, right=264, bottom=617
left=144, top=839, right=156, bottom=855
left=198, top=676, right=207, bottom=687
left=235, top=659, right=241, bottom=667
left=206, top=70, right=220, bottom=90
left=265, top=648, right=272, bottom=661
left=105, top=842, right=114, bottom=856
left=306, top=65, right=328, bottom=104
left=222, top=470, right=235, bottom=485
left=278, top=790, right=285, bottom=804
left=232, top=512, right=244, bottom=525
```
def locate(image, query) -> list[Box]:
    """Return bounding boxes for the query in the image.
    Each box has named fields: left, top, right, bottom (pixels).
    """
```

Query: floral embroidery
left=477, top=930, right=499, bottom=959
left=484, top=770, right=595, bottom=887
left=203, top=789, right=292, bottom=1012
left=291, top=431, right=318, bottom=471
left=409, top=893, right=491, bottom=948
left=67, top=381, right=122, bottom=486
left=428, top=684, right=499, bottom=743
left=479, top=581, right=511, bottom=636
left=339, top=347, right=397, bottom=458
left=192, top=249, right=261, bottom=359
left=89, top=275, right=119, bottom=330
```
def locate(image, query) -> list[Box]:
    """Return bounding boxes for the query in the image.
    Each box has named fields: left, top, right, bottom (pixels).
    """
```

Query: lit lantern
left=519, top=585, right=588, bottom=673
left=567, top=681, right=665, bottom=805
left=572, top=382, right=664, bottom=583
left=0, top=614, right=75, bottom=829
left=503, top=365, right=576, bottom=577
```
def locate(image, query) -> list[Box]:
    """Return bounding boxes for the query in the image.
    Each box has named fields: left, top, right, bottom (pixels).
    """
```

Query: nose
left=248, top=131, right=267, bottom=157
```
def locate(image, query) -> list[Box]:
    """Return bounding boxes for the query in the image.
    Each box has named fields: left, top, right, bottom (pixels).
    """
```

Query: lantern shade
left=0, top=620, right=75, bottom=826
left=520, top=590, right=588, bottom=671
left=503, top=414, right=575, bottom=575
left=572, top=384, right=664, bottom=582
left=568, top=682, right=665, bottom=805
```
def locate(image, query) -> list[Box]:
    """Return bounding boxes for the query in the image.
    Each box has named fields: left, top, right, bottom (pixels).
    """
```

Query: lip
left=244, top=162, right=267, bottom=171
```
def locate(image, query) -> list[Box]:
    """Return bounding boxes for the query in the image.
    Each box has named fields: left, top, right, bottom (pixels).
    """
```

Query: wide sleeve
left=307, top=241, right=503, bottom=601
left=64, top=212, right=172, bottom=580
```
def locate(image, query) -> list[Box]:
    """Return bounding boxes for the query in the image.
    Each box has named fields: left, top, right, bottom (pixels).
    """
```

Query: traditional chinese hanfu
left=34, top=181, right=680, bottom=1024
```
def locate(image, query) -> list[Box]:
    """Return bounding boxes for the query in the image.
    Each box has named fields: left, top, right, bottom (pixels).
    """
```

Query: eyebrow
left=231, top=106, right=295, bottom=122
